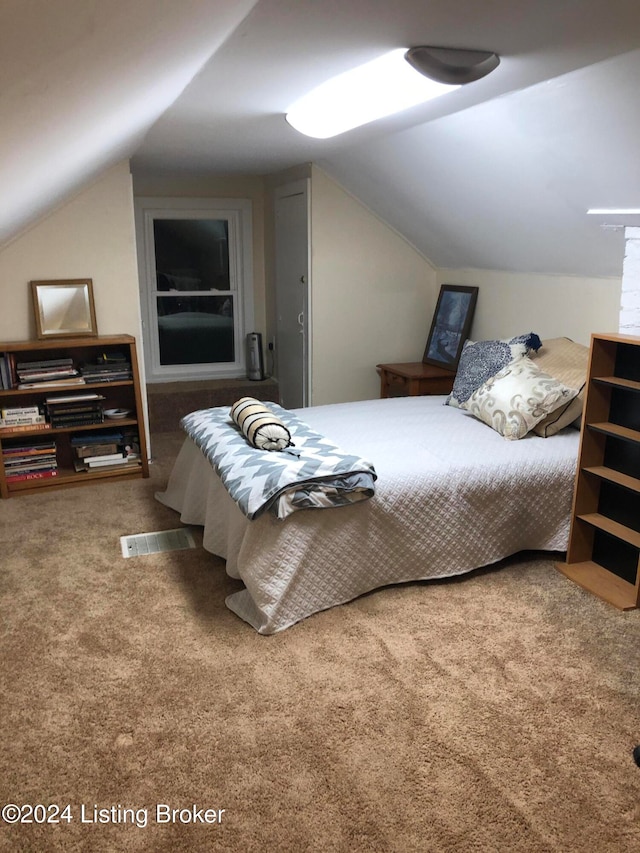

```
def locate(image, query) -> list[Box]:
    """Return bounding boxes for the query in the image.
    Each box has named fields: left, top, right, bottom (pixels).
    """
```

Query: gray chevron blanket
left=181, top=403, right=377, bottom=520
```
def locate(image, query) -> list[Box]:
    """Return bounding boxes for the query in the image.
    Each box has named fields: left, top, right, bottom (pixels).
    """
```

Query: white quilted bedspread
left=156, top=396, right=580, bottom=634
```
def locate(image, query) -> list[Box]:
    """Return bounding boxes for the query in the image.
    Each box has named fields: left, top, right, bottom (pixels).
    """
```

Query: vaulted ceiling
left=3, top=0, right=640, bottom=277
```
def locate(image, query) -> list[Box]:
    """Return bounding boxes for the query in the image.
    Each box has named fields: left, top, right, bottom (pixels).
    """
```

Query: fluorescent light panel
left=286, top=48, right=459, bottom=139
left=587, top=208, right=640, bottom=215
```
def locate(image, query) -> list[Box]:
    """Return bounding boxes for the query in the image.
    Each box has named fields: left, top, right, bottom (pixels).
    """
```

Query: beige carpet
left=1, top=431, right=639, bottom=852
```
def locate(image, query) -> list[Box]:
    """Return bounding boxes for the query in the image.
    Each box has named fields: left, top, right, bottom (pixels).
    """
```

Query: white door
left=274, top=180, right=310, bottom=408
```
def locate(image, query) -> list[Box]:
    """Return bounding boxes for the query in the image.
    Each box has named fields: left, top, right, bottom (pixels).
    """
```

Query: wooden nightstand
left=376, top=362, right=455, bottom=398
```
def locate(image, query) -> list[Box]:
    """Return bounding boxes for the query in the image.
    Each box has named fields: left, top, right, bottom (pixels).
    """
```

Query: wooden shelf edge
left=593, top=375, right=640, bottom=392
left=583, top=465, right=640, bottom=494
left=588, top=421, right=640, bottom=443
left=0, top=334, right=135, bottom=351
left=577, top=512, right=640, bottom=549
left=556, top=560, right=639, bottom=610
left=6, top=464, right=146, bottom=494
left=0, top=418, right=139, bottom=439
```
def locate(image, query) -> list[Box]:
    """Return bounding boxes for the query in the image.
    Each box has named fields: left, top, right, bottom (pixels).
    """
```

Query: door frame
left=273, top=178, right=311, bottom=407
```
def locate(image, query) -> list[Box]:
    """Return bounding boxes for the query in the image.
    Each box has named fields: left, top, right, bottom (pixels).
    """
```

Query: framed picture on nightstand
left=422, top=284, right=478, bottom=371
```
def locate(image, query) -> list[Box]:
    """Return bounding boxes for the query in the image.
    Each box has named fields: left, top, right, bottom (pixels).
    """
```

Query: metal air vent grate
left=120, top=527, right=196, bottom=558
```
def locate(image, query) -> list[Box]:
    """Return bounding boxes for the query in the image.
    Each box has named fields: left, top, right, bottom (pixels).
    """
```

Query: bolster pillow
left=230, top=397, right=293, bottom=451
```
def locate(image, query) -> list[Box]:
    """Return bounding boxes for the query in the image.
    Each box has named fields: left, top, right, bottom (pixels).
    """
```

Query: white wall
left=620, top=227, right=640, bottom=334
left=0, top=160, right=142, bottom=342
left=310, top=167, right=438, bottom=404
left=2, top=158, right=620, bottom=415
left=436, top=268, right=622, bottom=346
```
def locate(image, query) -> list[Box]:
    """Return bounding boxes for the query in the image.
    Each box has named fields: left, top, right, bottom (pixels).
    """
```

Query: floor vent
left=120, top=528, right=196, bottom=558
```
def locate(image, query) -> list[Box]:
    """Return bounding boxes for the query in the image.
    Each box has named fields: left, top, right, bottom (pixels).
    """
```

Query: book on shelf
left=0, top=352, right=17, bottom=390
left=46, top=403, right=104, bottom=416
left=3, top=440, right=56, bottom=453
left=45, top=393, right=105, bottom=405
left=79, top=361, right=132, bottom=381
left=73, top=443, right=118, bottom=459
left=3, top=444, right=56, bottom=456
left=18, top=377, right=86, bottom=389
left=0, top=421, right=52, bottom=433
left=70, top=431, right=125, bottom=445
left=16, top=358, right=73, bottom=370
left=5, top=463, right=58, bottom=475
left=49, top=408, right=104, bottom=419
left=5, top=469, right=59, bottom=483
left=80, top=372, right=132, bottom=383
left=0, top=357, right=10, bottom=390
left=4, top=458, right=57, bottom=469
left=1, top=405, right=41, bottom=418
left=74, top=456, right=139, bottom=473
left=2, top=431, right=57, bottom=467
left=3, top=447, right=57, bottom=459
left=3, top=449, right=55, bottom=457
left=87, top=454, right=130, bottom=468
left=49, top=415, right=104, bottom=428
left=0, top=415, right=47, bottom=428
left=5, top=458, right=58, bottom=474
left=17, top=356, right=74, bottom=368
left=45, top=394, right=104, bottom=427
left=84, top=452, right=125, bottom=464
left=17, top=368, right=78, bottom=381
left=4, top=454, right=56, bottom=463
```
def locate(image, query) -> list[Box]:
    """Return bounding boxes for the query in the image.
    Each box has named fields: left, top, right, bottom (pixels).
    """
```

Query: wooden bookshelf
left=0, top=335, right=149, bottom=498
left=557, top=332, right=640, bottom=610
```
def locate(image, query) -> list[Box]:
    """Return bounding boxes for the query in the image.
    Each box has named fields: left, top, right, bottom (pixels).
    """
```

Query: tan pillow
left=530, top=337, right=589, bottom=436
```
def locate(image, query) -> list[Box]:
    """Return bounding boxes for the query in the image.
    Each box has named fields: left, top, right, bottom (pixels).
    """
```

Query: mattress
left=156, top=395, right=580, bottom=634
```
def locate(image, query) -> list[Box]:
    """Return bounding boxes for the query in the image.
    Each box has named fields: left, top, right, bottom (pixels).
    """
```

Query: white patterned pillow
left=446, top=338, right=530, bottom=408
left=230, top=397, right=293, bottom=451
left=461, top=357, right=579, bottom=440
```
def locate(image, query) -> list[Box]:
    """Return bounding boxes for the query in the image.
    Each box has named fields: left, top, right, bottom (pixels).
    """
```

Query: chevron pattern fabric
left=181, top=403, right=377, bottom=520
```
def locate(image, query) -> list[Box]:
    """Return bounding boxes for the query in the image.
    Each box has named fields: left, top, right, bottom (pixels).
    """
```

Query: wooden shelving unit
left=557, top=332, right=640, bottom=610
left=0, top=335, right=149, bottom=498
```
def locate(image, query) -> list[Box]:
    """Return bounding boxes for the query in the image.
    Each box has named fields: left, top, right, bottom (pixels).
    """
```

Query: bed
left=156, top=382, right=582, bottom=634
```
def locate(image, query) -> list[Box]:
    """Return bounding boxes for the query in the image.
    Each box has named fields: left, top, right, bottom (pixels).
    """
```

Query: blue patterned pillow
left=446, top=334, right=538, bottom=408
left=509, top=332, right=542, bottom=352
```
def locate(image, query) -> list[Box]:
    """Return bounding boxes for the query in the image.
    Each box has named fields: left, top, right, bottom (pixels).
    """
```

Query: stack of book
left=16, top=357, right=85, bottom=390
left=0, top=404, right=50, bottom=432
left=79, top=352, right=132, bottom=383
left=71, top=430, right=140, bottom=473
left=45, top=393, right=105, bottom=428
left=2, top=439, right=58, bottom=483
left=0, top=352, right=17, bottom=389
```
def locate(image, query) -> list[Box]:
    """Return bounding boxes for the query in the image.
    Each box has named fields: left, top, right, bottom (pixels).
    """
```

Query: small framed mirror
left=30, top=279, right=98, bottom=339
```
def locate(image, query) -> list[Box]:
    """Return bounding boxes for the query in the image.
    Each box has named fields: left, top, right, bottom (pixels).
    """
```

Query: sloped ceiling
left=0, top=0, right=258, bottom=246
left=3, top=0, right=640, bottom=277
left=322, top=50, right=640, bottom=277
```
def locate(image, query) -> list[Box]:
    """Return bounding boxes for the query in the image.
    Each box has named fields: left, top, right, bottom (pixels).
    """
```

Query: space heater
left=246, top=332, right=265, bottom=381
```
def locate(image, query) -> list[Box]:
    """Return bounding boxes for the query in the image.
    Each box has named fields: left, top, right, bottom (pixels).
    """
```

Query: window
left=135, top=198, right=254, bottom=382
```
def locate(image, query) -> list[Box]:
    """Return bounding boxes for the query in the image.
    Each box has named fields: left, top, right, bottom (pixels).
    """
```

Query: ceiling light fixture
left=285, top=46, right=500, bottom=139
left=587, top=208, right=640, bottom=215
left=405, top=46, right=500, bottom=85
